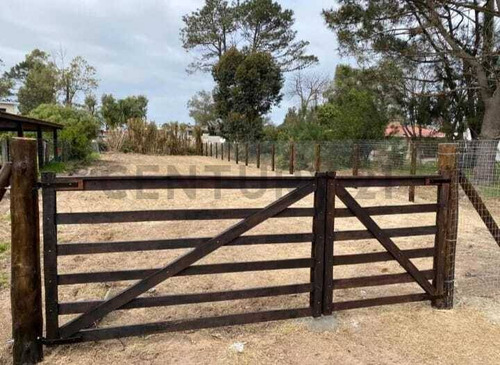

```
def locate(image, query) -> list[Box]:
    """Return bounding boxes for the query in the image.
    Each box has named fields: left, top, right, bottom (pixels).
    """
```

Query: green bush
left=29, top=104, right=99, bottom=161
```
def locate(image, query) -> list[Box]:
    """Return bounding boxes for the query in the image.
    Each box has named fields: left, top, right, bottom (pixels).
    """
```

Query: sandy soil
left=0, top=152, right=499, bottom=365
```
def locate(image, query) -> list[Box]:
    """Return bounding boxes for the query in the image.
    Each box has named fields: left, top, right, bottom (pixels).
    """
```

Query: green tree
left=101, top=94, right=148, bottom=129
left=181, top=0, right=317, bottom=73
left=29, top=104, right=99, bottom=160
left=7, top=49, right=58, bottom=114
left=213, top=48, right=283, bottom=141
left=187, top=90, right=218, bottom=133
left=0, top=59, right=13, bottom=99
left=323, top=1, right=500, bottom=140
left=56, top=54, right=98, bottom=106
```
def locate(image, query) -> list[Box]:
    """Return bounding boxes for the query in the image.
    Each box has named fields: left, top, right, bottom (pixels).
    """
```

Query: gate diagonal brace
left=59, top=182, right=316, bottom=339
left=335, top=186, right=436, bottom=296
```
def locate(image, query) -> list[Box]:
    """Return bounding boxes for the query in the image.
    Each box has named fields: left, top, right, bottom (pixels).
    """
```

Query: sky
left=1, top=0, right=344, bottom=125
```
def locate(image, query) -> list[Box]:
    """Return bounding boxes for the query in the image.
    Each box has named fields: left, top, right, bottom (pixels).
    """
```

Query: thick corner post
left=434, top=143, right=459, bottom=309
left=10, top=138, right=43, bottom=364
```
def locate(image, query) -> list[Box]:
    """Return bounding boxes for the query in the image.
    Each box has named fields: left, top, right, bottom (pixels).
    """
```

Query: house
left=385, top=122, right=445, bottom=139
left=0, top=101, right=18, bottom=115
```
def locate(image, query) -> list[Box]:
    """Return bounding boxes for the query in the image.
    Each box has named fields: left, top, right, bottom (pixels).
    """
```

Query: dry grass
left=0, top=152, right=499, bottom=365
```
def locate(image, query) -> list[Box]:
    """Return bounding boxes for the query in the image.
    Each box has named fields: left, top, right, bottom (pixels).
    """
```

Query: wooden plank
left=10, top=138, right=43, bottom=363
left=58, top=258, right=314, bottom=285
left=58, top=233, right=314, bottom=256
left=334, top=226, right=436, bottom=241
left=57, top=207, right=315, bottom=225
left=335, top=204, right=438, bottom=218
left=51, top=308, right=313, bottom=343
left=41, top=172, right=60, bottom=341
left=334, top=248, right=434, bottom=266
left=333, top=293, right=430, bottom=311
left=336, top=175, right=449, bottom=187
left=336, top=186, right=436, bottom=296
left=49, top=175, right=315, bottom=191
left=334, top=270, right=434, bottom=289
left=459, top=172, right=500, bottom=246
left=311, top=174, right=326, bottom=317
left=59, top=283, right=312, bottom=314
left=58, top=182, right=315, bottom=339
left=322, top=173, right=335, bottom=314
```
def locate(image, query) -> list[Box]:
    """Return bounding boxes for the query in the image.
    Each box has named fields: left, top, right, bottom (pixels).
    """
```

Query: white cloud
left=1, top=0, right=344, bottom=125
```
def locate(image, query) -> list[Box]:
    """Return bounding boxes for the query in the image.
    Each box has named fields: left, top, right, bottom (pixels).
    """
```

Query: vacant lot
left=1, top=152, right=499, bottom=365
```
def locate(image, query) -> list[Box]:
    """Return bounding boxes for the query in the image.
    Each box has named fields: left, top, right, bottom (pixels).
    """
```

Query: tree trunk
left=473, top=91, right=500, bottom=183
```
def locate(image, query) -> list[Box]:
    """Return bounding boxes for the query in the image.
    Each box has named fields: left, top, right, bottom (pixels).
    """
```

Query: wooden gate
left=41, top=172, right=451, bottom=344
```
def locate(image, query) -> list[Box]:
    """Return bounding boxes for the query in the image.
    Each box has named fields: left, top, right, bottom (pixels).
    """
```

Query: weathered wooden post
left=271, top=143, right=275, bottom=171
left=235, top=143, right=239, bottom=164
left=245, top=143, right=249, bottom=166
left=256, top=143, right=261, bottom=169
left=352, top=143, right=360, bottom=176
left=433, top=143, right=459, bottom=309
left=409, top=141, right=417, bottom=202
left=289, top=141, right=295, bottom=175
left=210, top=142, right=213, bottom=157
left=215, top=143, right=218, bottom=159
left=314, top=143, right=321, bottom=172
left=221, top=143, right=224, bottom=160
left=227, top=143, right=231, bottom=162
left=10, top=138, right=43, bottom=364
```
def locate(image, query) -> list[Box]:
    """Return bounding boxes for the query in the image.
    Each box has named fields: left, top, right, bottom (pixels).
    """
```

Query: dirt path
left=0, top=152, right=499, bottom=364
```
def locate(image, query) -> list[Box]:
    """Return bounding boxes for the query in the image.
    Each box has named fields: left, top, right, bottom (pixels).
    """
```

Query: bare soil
left=0, top=152, right=499, bottom=365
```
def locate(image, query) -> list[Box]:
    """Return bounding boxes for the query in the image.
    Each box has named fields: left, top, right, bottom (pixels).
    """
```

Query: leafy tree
left=181, top=0, right=317, bottom=73
left=29, top=104, right=99, bottom=160
left=323, top=1, right=500, bottom=140
left=56, top=54, right=98, bottom=106
left=7, top=49, right=58, bottom=114
left=84, top=94, right=98, bottom=116
left=187, top=90, right=218, bottom=133
left=0, top=59, right=13, bottom=99
left=101, top=94, right=148, bottom=129
left=318, top=89, right=387, bottom=140
left=181, top=0, right=239, bottom=72
left=213, top=48, right=283, bottom=141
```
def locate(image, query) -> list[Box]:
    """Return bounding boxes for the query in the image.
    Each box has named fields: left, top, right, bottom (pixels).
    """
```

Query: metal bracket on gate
left=39, top=179, right=84, bottom=191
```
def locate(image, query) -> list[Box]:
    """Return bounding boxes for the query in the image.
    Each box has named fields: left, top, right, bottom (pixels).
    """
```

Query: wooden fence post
left=256, top=143, right=261, bottom=169
left=10, top=138, right=43, bottom=364
left=271, top=144, right=275, bottom=171
left=227, top=143, right=231, bottom=162
left=289, top=141, right=295, bottom=175
left=245, top=143, right=249, bottom=166
left=221, top=143, right=224, bottom=160
left=434, top=143, right=459, bottom=309
left=215, top=143, right=218, bottom=159
left=352, top=143, right=360, bottom=176
left=235, top=143, right=239, bottom=164
left=409, top=141, right=417, bottom=202
left=314, top=143, right=321, bottom=172
left=210, top=143, right=213, bottom=157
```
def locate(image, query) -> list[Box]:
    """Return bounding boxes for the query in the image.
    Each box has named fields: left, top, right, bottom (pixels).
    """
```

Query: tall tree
left=323, top=1, right=500, bottom=140
left=181, top=0, right=317, bottom=73
left=0, top=59, right=13, bottom=99
left=212, top=48, right=283, bottom=141
left=7, top=49, right=58, bottom=114
left=187, top=90, right=218, bottom=133
left=181, top=0, right=239, bottom=72
left=56, top=53, right=98, bottom=106
left=288, top=71, right=329, bottom=118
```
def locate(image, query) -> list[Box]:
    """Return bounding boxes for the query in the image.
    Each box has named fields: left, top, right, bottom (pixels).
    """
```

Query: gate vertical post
left=409, top=141, right=417, bottom=202
left=322, top=172, right=336, bottom=315
left=42, top=172, right=60, bottom=339
left=434, top=143, right=459, bottom=309
left=10, top=138, right=43, bottom=364
left=311, top=173, right=327, bottom=317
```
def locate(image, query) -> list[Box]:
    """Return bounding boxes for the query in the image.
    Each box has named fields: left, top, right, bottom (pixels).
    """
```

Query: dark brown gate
left=41, top=172, right=451, bottom=344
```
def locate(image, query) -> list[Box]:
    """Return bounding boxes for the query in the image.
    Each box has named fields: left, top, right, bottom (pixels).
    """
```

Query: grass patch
left=40, top=153, right=100, bottom=175
left=0, top=241, right=9, bottom=256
